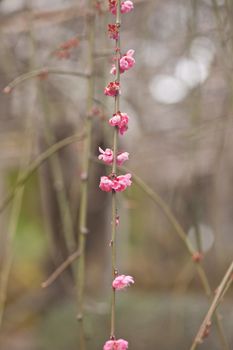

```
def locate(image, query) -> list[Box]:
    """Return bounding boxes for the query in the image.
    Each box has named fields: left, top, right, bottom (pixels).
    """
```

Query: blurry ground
left=1, top=292, right=233, bottom=350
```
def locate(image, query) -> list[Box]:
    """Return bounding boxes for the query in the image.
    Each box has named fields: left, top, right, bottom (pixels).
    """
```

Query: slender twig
left=0, top=132, right=84, bottom=215
left=38, top=85, right=76, bottom=252
left=76, top=3, right=96, bottom=350
left=190, top=261, right=233, bottom=350
left=3, top=67, right=90, bottom=93
left=41, top=248, right=83, bottom=288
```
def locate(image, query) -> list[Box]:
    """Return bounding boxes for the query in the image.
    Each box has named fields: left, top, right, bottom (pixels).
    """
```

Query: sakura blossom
left=112, top=173, right=132, bottom=192
left=98, top=147, right=113, bottom=164
left=116, top=151, right=129, bottom=165
left=98, top=147, right=129, bottom=166
left=103, top=338, right=128, bottom=350
left=112, top=275, right=134, bottom=290
left=104, top=81, right=120, bottom=97
left=109, top=0, right=134, bottom=15
left=110, top=50, right=135, bottom=75
left=109, top=112, right=129, bottom=135
left=99, top=176, right=114, bottom=192
left=108, top=24, right=119, bottom=40
left=99, top=173, right=132, bottom=192
left=121, top=0, right=134, bottom=14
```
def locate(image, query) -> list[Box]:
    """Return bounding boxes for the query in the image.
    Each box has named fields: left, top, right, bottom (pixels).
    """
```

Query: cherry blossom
left=112, top=275, right=134, bottom=290
left=103, top=338, right=128, bottom=350
left=109, top=112, right=129, bottom=135
left=99, top=173, right=132, bottom=192
left=99, top=176, right=114, bottom=192
left=98, top=147, right=113, bottom=164
left=112, top=173, right=132, bottom=191
left=109, top=0, right=134, bottom=15
left=116, top=151, right=129, bottom=165
left=104, top=81, right=120, bottom=97
left=98, top=147, right=129, bottom=165
left=108, top=24, right=119, bottom=40
left=110, top=50, right=135, bottom=75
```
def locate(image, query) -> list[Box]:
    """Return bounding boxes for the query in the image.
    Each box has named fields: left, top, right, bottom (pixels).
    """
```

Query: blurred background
left=0, top=0, right=233, bottom=349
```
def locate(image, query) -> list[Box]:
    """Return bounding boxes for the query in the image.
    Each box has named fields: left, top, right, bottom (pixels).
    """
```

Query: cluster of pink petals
left=108, top=24, right=119, bottom=40
left=111, top=50, right=135, bottom=75
left=112, top=275, right=134, bottom=290
left=99, top=173, right=132, bottom=192
left=103, top=338, right=128, bottom=350
left=109, top=0, right=134, bottom=15
left=104, top=81, right=120, bottom=97
left=98, top=147, right=129, bottom=165
left=109, top=112, right=129, bottom=135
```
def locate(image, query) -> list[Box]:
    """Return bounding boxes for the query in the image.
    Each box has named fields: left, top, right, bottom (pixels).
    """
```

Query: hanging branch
left=3, top=68, right=90, bottom=94
left=190, top=261, right=233, bottom=350
left=75, top=1, right=96, bottom=349
left=100, top=1, right=135, bottom=349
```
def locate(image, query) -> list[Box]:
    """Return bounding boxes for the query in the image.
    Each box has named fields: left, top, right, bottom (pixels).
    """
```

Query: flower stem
left=110, top=0, right=121, bottom=340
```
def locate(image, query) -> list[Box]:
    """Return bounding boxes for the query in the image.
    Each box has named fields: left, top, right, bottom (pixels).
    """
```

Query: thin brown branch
left=190, top=261, right=233, bottom=350
left=41, top=249, right=82, bottom=288
left=3, top=68, right=90, bottom=93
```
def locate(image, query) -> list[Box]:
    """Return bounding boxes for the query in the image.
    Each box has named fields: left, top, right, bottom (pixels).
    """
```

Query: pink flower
left=116, top=152, right=129, bottom=165
left=121, top=0, right=134, bottom=13
left=108, top=24, right=119, bottom=40
left=104, top=81, right=120, bottom=97
left=103, top=339, right=128, bottom=350
left=109, top=0, right=134, bottom=15
left=112, top=275, right=134, bottom=290
left=98, top=147, right=129, bottom=166
left=98, top=147, right=113, bottom=164
left=111, top=50, right=135, bottom=75
left=99, top=176, right=114, bottom=192
left=109, top=112, right=129, bottom=135
left=99, top=173, right=132, bottom=192
left=112, top=173, right=132, bottom=192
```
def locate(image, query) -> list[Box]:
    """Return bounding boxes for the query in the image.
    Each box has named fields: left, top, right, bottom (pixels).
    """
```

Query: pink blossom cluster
left=109, top=0, right=134, bottom=15
left=108, top=24, right=119, bottom=40
left=104, top=81, right=120, bottom=97
left=112, top=275, right=134, bottom=290
left=104, top=338, right=128, bottom=350
left=109, top=112, right=129, bottom=135
left=111, top=50, right=135, bottom=75
left=98, top=147, right=129, bottom=165
left=99, top=173, right=132, bottom=192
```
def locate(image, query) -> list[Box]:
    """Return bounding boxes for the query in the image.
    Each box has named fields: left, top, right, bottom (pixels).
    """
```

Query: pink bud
left=104, top=81, right=120, bottom=97
left=109, top=0, right=134, bottom=15
left=111, top=49, right=135, bottom=75
left=112, top=274, right=134, bottom=290
left=103, top=338, right=128, bottom=350
left=109, top=112, right=129, bottom=135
